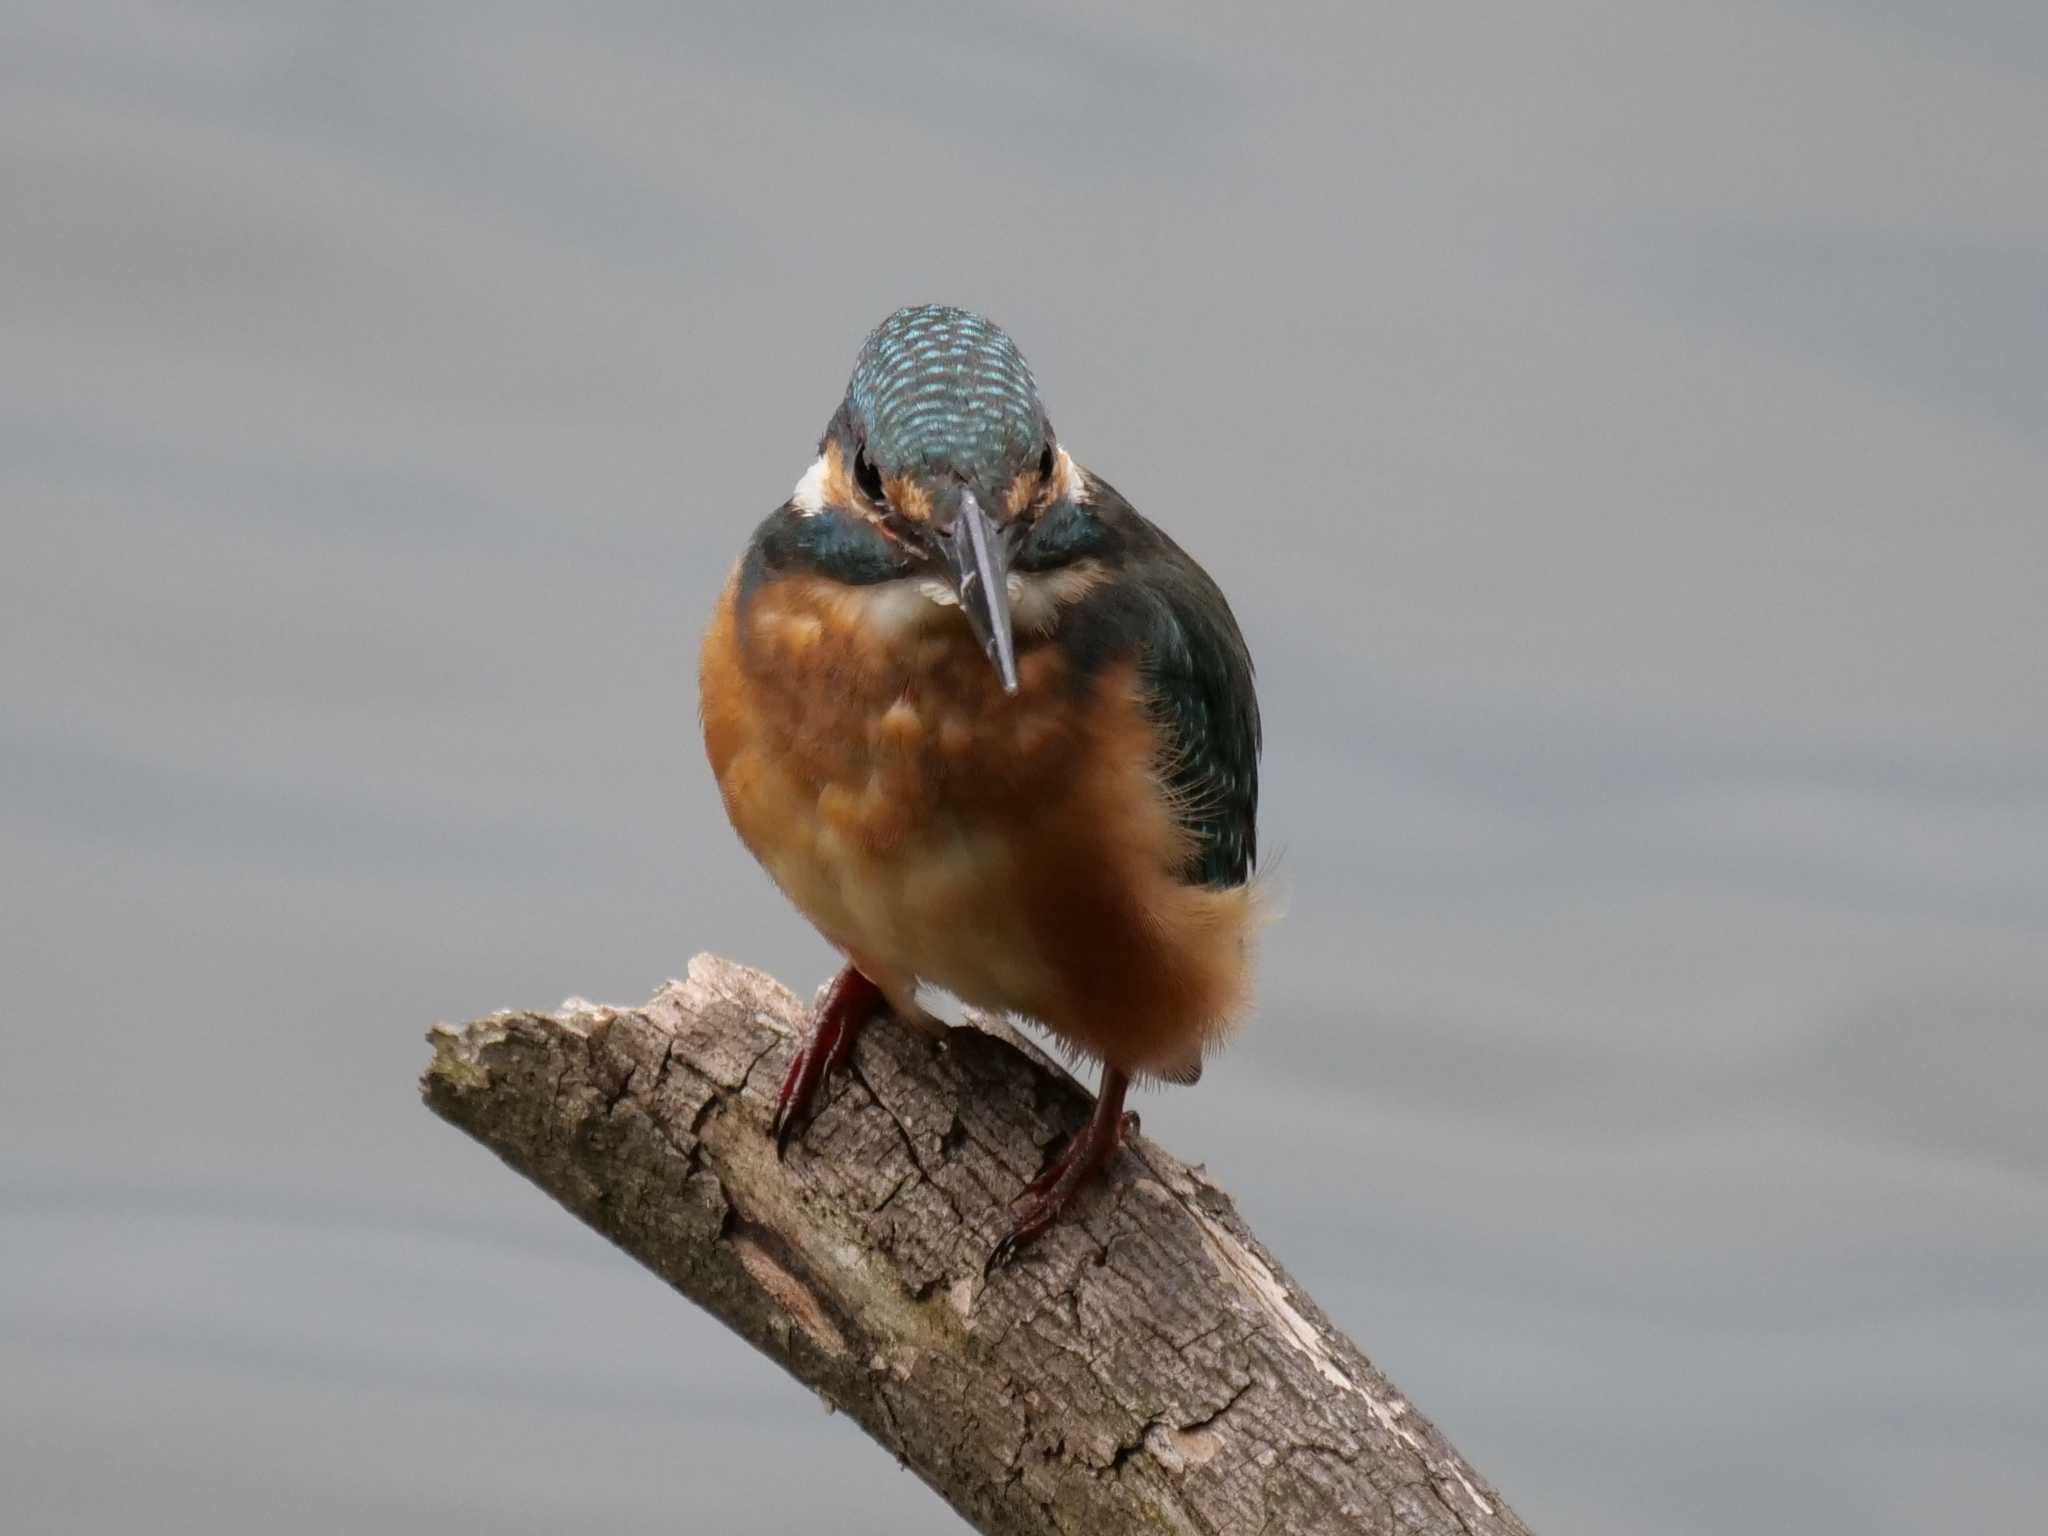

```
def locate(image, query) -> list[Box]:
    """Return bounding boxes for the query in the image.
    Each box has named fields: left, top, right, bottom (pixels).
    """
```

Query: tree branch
left=421, top=954, right=1533, bottom=1536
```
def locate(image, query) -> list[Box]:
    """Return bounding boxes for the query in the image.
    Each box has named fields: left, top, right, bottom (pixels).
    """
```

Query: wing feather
left=1051, top=480, right=1260, bottom=891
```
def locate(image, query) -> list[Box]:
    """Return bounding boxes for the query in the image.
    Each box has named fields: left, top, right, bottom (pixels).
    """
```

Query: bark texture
left=421, top=954, right=1533, bottom=1536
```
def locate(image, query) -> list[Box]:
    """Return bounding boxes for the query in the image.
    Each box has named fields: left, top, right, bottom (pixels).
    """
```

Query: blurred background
left=5, top=4, right=2044, bottom=1532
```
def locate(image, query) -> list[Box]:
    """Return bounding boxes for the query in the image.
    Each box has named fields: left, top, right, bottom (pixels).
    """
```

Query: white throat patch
left=791, top=454, right=830, bottom=516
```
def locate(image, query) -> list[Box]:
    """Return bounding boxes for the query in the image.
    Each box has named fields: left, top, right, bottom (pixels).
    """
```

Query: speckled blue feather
left=846, top=305, right=1047, bottom=476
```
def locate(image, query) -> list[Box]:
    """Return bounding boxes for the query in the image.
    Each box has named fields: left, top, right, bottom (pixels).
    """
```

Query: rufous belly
left=700, top=567, right=1254, bottom=1079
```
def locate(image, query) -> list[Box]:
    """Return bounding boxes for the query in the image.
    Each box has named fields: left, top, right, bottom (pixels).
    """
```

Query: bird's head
left=806, top=305, right=1075, bottom=695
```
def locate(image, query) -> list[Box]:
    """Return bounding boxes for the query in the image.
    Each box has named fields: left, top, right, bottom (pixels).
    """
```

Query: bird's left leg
left=772, top=963, right=889, bottom=1154
left=986, top=1066, right=1133, bottom=1273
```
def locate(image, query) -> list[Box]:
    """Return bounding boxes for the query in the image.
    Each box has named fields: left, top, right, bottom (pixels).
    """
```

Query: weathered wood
left=421, top=954, right=1532, bottom=1536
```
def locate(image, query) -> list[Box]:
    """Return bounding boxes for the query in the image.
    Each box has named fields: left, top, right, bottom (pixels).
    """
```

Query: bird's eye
left=1037, top=444, right=1057, bottom=486
left=853, top=446, right=886, bottom=505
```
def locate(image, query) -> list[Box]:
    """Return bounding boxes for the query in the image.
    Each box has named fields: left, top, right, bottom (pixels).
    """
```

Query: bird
left=698, top=304, right=1260, bottom=1270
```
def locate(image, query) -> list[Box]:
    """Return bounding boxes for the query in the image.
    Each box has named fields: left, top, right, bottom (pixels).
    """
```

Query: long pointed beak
left=942, top=488, right=1019, bottom=695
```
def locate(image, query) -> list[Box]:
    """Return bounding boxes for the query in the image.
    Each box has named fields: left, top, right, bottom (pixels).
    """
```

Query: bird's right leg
left=772, top=963, right=889, bottom=1155
left=986, top=1066, right=1134, bottom=1272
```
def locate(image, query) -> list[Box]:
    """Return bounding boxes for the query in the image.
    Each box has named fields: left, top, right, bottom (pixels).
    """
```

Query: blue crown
left=846, top=305, right=1047, bottom=476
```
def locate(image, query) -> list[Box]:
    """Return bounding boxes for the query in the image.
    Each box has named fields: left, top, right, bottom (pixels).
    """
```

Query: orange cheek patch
left=1005, top=469, right=1046, bottom=518
left=883, top=476, right=933, bottom=523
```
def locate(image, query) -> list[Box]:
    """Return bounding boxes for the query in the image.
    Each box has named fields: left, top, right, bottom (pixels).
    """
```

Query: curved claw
left=771, top=965, right=888, bottom=1156
left=983, top=1225, right=1032, bottom=1278
left=985, top=1070, right=1133, bottom=1275
left=771, top=1041, right=829, bottom=1156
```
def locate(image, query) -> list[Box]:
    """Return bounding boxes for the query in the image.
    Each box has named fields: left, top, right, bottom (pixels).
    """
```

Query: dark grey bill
left=944, top=488, right=1019, bottom=695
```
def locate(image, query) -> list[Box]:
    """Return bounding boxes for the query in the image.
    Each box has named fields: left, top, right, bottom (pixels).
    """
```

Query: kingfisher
left=699, top=304, right=1260, bottom=1270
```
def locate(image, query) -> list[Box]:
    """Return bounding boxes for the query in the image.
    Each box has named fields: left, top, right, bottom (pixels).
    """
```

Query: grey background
left=5, top=4, right=2044, bottom=1532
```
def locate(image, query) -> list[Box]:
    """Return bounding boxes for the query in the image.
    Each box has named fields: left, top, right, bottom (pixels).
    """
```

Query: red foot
left=771, top=966, right=887, bottom=1155
left=986, top=1068, right=1133, bottom=1275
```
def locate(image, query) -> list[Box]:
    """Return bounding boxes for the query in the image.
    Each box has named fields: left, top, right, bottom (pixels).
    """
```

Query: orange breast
left=700, top=566, right=1255, bottom=1080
